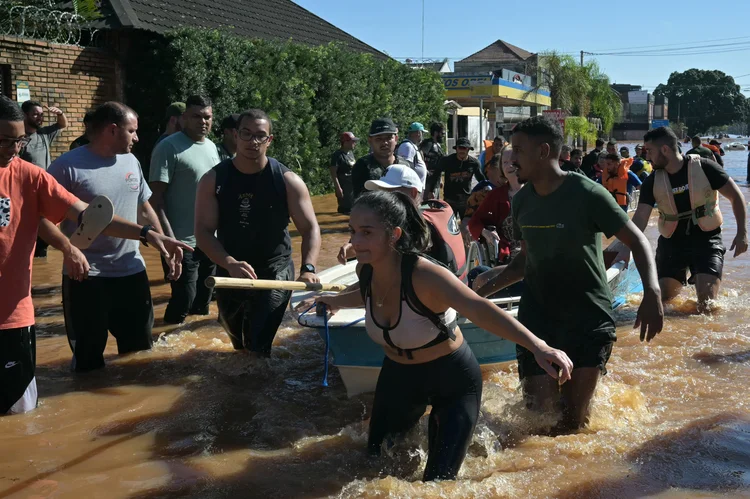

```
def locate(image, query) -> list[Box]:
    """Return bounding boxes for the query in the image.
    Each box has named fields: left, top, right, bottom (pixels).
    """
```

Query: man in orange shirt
left=0, top=96, right=190, bottom=415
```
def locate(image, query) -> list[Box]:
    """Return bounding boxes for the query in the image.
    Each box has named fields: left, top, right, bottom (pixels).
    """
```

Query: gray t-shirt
left=48, top=146, right=152, bottom=278
left=20, top=124, right=61, bottom=170
left=149, top=132, right=221, bottom=247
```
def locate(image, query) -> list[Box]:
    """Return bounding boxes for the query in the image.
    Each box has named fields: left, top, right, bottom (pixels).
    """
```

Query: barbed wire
left=0, top=3, right=98, bottom=46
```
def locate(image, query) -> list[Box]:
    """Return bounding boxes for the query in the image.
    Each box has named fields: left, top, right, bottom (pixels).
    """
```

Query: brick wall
left=0, top=35, right=121, bottom=162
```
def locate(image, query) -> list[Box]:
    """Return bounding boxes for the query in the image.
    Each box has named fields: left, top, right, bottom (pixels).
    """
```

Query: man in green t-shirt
left=149, top=95, right=221, bottom=324
left=475, top=116, right=663, bottom=432
left=686, top=135, right=715, bottom=160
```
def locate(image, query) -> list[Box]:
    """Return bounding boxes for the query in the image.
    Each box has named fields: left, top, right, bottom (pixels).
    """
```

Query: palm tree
left=529, top=51, right=621, bottom=134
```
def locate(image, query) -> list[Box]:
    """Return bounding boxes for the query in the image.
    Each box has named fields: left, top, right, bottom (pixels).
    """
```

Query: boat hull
left=292, top=254, right=643, bottom=397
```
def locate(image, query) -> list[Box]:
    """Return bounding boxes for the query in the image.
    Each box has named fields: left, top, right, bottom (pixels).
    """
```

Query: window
left=0, top=65, right=11, bottom=99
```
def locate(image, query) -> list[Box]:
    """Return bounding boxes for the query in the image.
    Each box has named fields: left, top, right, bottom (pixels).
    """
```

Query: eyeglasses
left=238, top=129, right=271, bottom=144
left=0, top=137, right=31, bottom=149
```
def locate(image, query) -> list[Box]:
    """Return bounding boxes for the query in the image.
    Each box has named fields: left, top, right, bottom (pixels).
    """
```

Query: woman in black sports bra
left=307, top=190, right=572, bottom=481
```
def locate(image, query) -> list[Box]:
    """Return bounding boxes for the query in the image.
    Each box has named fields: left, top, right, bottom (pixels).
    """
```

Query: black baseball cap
left=454, top=137, right=474, bottom=150
left=369, top=118, right=398, bottom=136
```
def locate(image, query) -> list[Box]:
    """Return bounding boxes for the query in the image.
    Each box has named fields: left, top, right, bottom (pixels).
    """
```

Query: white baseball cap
left=365, top=165, right=423, bottom=193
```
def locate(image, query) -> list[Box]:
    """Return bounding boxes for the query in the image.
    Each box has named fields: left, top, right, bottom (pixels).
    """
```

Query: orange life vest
left=653, top=154, right=723, bottom=238
left=483, top=140, right=495, bottom=165
left=601, top=157, right=633, bottom=206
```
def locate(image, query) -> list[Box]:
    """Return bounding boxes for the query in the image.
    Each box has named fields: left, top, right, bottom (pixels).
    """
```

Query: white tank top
left=365, top=296, right=457, bottom=350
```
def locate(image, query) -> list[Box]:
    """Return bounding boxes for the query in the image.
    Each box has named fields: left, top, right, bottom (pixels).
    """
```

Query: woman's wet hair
left=352, top=190, right=431, bottom=254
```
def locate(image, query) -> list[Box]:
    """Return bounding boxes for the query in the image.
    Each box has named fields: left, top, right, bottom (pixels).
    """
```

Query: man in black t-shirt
left=419, top=122, right=446, bottom=201
left=632, top=127, right=748, bottom=312
left=351, top=118, right=410, bottom=200
left=329, top=131, right=358, bottom=214
left=435, top=137, right=485, bottom=219
left=580, top=138, right=604, bottom=178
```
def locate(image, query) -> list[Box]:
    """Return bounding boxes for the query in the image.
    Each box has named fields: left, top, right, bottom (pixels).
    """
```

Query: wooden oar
left=206, top=276, right=348, bottom=292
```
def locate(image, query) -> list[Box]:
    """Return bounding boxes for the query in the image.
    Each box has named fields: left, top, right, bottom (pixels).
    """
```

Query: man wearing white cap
left=340, top=165, right=469, bottom=280
left=397, top=122, right=428, bottom=189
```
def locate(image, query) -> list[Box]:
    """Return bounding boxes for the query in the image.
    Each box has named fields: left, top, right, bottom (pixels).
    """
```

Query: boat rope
left=321, top=304, right=330, bottom=387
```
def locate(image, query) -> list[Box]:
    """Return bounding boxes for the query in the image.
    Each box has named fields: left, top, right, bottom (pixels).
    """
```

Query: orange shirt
left=0, top=157, right=79, bottom=330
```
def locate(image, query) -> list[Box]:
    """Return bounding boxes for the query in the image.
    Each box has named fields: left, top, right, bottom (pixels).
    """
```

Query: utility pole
left=580, top=50, right=584, bottom=66
left=421, top=0, right=425, bottom=64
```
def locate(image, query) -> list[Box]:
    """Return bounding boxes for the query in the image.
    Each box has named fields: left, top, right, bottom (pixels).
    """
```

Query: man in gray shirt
left=150, top=95, right=220, bottom=324
left=20, top=100, right=68, bottom=257
left=20, top=100, right=67, bottom=170
left=46, top=101, right=173, bottom=372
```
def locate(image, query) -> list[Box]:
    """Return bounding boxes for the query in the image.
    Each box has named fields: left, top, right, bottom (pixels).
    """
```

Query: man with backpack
left=397, top=122, right=428, bottom=190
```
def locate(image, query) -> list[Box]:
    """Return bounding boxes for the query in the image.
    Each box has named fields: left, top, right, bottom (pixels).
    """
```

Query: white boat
left=726, top=142, right=746, bottom=151
left=290, top=250, right=643, bottom=397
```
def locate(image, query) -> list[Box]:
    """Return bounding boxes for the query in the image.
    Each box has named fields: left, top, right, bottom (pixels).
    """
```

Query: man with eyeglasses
left=351, top=118, right=410, bottom=200
left=0, top=96, right=190, bottom=412
left=149, top=95, right=221, bottom=324
left=194, top=108, right=321, bottom=357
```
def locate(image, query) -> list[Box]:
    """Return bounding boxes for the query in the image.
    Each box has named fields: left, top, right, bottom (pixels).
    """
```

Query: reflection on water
left=1, top=153, right=749, bottom=497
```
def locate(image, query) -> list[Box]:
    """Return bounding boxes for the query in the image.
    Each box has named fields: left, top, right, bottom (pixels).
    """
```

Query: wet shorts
left=516, top=322, right=615, bottom=379
left=656, top=233, right=725, bottom=285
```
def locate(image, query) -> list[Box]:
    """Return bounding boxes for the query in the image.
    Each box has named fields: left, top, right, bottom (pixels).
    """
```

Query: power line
left=585, top=35, right=750, bottom=54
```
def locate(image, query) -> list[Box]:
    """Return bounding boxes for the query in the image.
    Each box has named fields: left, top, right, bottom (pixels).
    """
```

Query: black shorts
left=215, top=259, right=294, bottom=355
left=656, top=233, right=725, bottom=285
left=63, top=271, right=154, bottom=372
left=516, top=322, right=615, bottom=379
left=0, top=326, right=37, bottom=414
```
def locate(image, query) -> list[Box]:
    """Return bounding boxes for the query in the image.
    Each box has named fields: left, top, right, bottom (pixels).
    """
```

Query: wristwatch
left=300, top=263, right=316, bottom=275
left=140, top=225, right=154, bottom=246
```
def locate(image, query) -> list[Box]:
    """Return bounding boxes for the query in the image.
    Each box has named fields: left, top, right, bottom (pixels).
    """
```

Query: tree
left=654, top=69, right=747, bottom=135
left=532, top=52, right=621, bottom=134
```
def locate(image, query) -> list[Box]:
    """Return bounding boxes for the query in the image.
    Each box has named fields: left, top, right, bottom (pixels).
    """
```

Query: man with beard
left=435, top=137, right=485, bottom=219
left=632, top=127, right=747, bottom=312
left=1, top=97, right=188, bottom=412
left=150, top=95, right=221, bottom=324
left=20, top=100, right=67, bottom=171
left=44, top=101, right=191, bottom=372
left=420, top=122, right=445, bottom=201
left=20, top=100, right=68, bottom=257
left=475, top=116, right=663, bottom=432
left=194, top=108, right=321, bottom=357
left=351, top=118, right=410, bottom=200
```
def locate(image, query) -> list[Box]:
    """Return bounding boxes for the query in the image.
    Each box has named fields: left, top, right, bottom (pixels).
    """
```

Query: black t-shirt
left=351, top=153, right=410, bottom=200
left=639, top=157, right=729, bottom=240
left=580, top=148, right=601, bottom=177
left=560, top=160, right=583, bottom=175
left=331, top=149, right=355, bottom=180
left=437, top=153, right=485, bottom=206
left=420, top=139, right=445, bottom=193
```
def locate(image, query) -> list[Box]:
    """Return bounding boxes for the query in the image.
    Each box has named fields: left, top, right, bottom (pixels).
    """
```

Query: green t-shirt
left=149, top=132, right=221, bottom=247
left=512, top=173, right=629, bottom=340
left=686, top=146, right=715, bottom=160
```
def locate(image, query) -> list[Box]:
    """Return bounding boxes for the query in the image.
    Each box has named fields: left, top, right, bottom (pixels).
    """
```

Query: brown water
left=1, top=153, right=749, bottom=499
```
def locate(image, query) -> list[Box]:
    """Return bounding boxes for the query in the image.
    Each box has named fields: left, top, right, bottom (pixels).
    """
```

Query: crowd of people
left=1, top=95, right=747, bottom=483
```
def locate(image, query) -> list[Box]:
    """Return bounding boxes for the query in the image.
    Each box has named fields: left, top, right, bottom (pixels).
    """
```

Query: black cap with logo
left=369, top=118, right=398, bottom=136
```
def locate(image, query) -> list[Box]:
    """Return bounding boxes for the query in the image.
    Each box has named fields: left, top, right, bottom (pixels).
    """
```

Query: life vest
left=420, top=199, right=468, bottom=281
left=653, top=154, right=723, bottom=238
left=483, top=140, right=495, bottom=166
left=703, top=143, right=722, bottom=156
left=634, top=156, right=653, bottom=175
left=601, top=157, right=632, bottom=206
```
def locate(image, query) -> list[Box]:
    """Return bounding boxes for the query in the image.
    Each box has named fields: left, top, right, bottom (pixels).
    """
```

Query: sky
left=295, top=0, right=750, bottom=95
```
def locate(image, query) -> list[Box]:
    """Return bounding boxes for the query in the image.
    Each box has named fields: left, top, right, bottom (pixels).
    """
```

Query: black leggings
left=368, top=340, right=483, bottom=481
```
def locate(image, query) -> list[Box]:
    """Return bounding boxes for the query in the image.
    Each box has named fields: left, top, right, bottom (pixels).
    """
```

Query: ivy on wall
left=125, top=28, right=447, bottom=194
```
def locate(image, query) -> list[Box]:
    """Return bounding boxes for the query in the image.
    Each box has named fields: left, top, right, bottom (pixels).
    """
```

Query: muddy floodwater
left=1, top=149, right=749, bottom=498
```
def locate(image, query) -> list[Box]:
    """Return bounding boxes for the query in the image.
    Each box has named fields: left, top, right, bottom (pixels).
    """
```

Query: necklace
left=374, top=278, right=398, bottom=308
